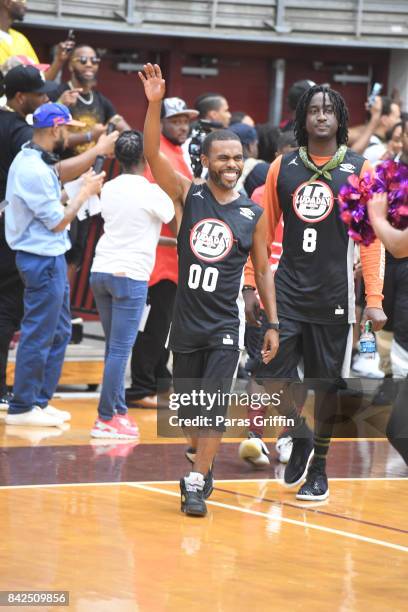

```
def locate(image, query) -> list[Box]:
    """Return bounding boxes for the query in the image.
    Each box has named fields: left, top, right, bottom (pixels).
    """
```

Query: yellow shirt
left=0, top=28, right=39, bottom=65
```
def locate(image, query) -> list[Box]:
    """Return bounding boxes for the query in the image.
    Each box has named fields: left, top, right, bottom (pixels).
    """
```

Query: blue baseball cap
left=229, top=122, right=258, bottom=146
left=33, top=102, right=85, bottom=129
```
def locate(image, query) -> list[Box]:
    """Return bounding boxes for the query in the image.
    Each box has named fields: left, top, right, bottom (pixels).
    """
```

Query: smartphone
left=64, top=29, right=75, bottom=53
left=368, top=82, right=382, bottom=108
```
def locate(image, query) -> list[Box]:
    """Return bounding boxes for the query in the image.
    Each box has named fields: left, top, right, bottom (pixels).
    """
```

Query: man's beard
left=72, top=68, right=96, bottom=87
left=208, top=167, right=239, bottom=190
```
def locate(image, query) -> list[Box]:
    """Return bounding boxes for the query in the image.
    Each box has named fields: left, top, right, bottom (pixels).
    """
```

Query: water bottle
left=359, top=321, right=376, bottom=358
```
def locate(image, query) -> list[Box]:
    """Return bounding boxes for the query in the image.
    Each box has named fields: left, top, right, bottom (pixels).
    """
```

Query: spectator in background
left=90, top=131, right=174, bottom=439
left=383, top=121, right=403, bottom=160
left=0, top=66, right=118, bottom=412
left=194, top=92, right=231, bottom=127
left=51, top=45, right=130, bottom=155
left=362, top=96, right=401, bottom=164
left=4, top=102, right=105, bottom=427
left=126, top=97, right=198, bottom=409
left=230, top=110, right=255, bottom=127
left=229, top=122, right=269, bottom=197
left=50, top=44, right=131, bottom=285
left=0, top=0, right=73, bottom=80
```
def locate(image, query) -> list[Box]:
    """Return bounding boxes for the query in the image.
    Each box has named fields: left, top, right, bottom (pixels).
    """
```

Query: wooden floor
left=0, top=399, right=407, bottom=611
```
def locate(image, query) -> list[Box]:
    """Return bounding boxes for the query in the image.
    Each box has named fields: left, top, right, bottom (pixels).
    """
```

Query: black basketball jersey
left=169, top=182, right=263, bottom=352
left=275, top=148, right=365, bottom=324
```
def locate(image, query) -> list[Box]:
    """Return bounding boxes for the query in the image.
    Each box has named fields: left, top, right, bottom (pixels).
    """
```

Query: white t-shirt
left=91, top=174, right=174, bottom=281
left=363, top=135, right=386, bottom=165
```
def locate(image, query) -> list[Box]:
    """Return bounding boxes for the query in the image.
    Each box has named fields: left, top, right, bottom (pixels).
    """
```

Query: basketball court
left=1, top=398, right=407, bottom=611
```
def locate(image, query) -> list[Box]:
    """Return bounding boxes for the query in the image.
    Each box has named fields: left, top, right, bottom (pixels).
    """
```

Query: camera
left=188, top=119, right=223, bottom=178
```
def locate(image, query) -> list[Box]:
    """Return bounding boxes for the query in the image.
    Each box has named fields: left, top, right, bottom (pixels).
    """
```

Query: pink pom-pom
left=339, top=160, right=408, bottom=245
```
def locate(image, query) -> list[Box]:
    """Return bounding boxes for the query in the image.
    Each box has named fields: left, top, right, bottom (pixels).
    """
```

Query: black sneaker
left=296, top=467, right=329, bottom=501
left=203, top=465, right=214, bottom=499
left=180, top=478, right=207, bottom=517
left=283, top=437, right=314, bottom=487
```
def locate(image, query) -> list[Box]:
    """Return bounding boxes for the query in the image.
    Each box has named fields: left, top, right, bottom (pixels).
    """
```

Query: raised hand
left=138, top=63, right=166, bottom=102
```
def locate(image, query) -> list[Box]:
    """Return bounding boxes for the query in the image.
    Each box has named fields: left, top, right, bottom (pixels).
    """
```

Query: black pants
left=129, top=280, right=177, bottom=398
left=0, top=270, right=24, bottom=396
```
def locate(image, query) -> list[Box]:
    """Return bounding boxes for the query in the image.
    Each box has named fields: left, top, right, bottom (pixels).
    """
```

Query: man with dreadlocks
left=244, top=85, right=386, bottom=500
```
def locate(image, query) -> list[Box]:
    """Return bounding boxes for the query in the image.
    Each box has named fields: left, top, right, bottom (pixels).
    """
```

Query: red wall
left=25, top=26, right=390, bottom=130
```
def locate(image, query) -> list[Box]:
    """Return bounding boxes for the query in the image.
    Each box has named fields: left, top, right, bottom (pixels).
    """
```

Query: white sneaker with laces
left=239, top=434, right=270, bottom=467
left=37, top=404, right=71, bottom=422
left=5, top=407, right=63, bottom=427
left=275, top=435, right=293, bottom=464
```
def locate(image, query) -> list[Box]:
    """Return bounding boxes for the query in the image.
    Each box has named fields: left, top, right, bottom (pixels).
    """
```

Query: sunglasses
left=73, top=56, right=101, bottom=66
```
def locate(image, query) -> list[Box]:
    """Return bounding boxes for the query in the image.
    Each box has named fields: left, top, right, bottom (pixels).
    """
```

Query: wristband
left=265, top=322, right=280, bottom=331
left=242, top=285, right=255, bottom=292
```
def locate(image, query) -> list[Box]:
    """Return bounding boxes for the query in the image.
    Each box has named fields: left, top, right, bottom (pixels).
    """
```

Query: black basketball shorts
left=172, top=348, right=240, bottom=432
left=257, top=316, right=352, bottom=381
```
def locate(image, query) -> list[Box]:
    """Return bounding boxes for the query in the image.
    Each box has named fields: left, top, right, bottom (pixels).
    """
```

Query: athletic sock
left=310, top=435, right=330, bottom=471
left=184, top=471, right=205, bottom=491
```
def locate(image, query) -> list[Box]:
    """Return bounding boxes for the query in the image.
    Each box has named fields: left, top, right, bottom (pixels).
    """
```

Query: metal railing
left=24, top=1, right=408, bottom=48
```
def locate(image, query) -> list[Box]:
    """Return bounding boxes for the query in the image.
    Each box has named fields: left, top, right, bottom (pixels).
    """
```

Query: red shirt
left=145, top=134, right=192, bottom=287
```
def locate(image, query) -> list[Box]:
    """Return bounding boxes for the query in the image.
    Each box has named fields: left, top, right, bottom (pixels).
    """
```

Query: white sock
left=184, top=471, right=205, bottom=491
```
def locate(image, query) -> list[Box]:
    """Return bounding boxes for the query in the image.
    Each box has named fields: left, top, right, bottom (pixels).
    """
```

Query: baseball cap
left=287, top=79, right=316, bottom=110
left=33, top=102, right=85, bottom=128
left=1, top=55, right=50, bottom=76
left=161, top=97, right=199, bottom=120
left=229, top=122, right=258, bottom=146
left=4, top=65, right=56, bottom=98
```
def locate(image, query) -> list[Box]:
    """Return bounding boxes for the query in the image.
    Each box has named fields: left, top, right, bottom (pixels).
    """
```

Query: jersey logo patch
left=339, top=163, right=356, bottom=173
left=288, top=157, right=299, bottom=166
left=293, top=180, right=334, bottom=223
left=239, top=207, right=255, bottom=220
left=193, top=190, right=204, bottom=199
left=190, top=218, right=234, bottom=262
left=223, top=335, right=234, bottom=345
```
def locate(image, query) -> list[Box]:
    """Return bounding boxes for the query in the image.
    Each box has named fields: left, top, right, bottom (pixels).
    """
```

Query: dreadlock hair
left=294, top=85, right=349, bottom=148
left=114, top=130, right=144, bottom=170
left=202, top=129, right=241, bottom=156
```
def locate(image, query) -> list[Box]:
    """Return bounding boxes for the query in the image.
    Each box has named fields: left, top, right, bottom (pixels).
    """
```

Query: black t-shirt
left=50, top=83, right=116, bottom=155
left=275, top=148, right=365, bottom=324
left=0, top=109, right=33, bottom=277
left=169, top=183, right=263, bottom=353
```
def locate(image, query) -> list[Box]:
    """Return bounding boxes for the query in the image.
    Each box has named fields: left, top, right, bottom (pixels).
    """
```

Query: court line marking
left=0, top=477, right=407, bottom=490
left=215, top=486, right=408, bottom=535
left=129, top=483, right=408, bottom=554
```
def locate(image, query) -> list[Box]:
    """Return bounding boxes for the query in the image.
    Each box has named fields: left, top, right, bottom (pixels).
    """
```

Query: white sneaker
left=36, top=404, right=71, bottom=422
left=275, top=435, right=293, bottom=464
left=351, top=352, right=385, bottom=379
left=239, top=434, right=270, bottom=467
left=5, top=407, right=63, bottom=427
